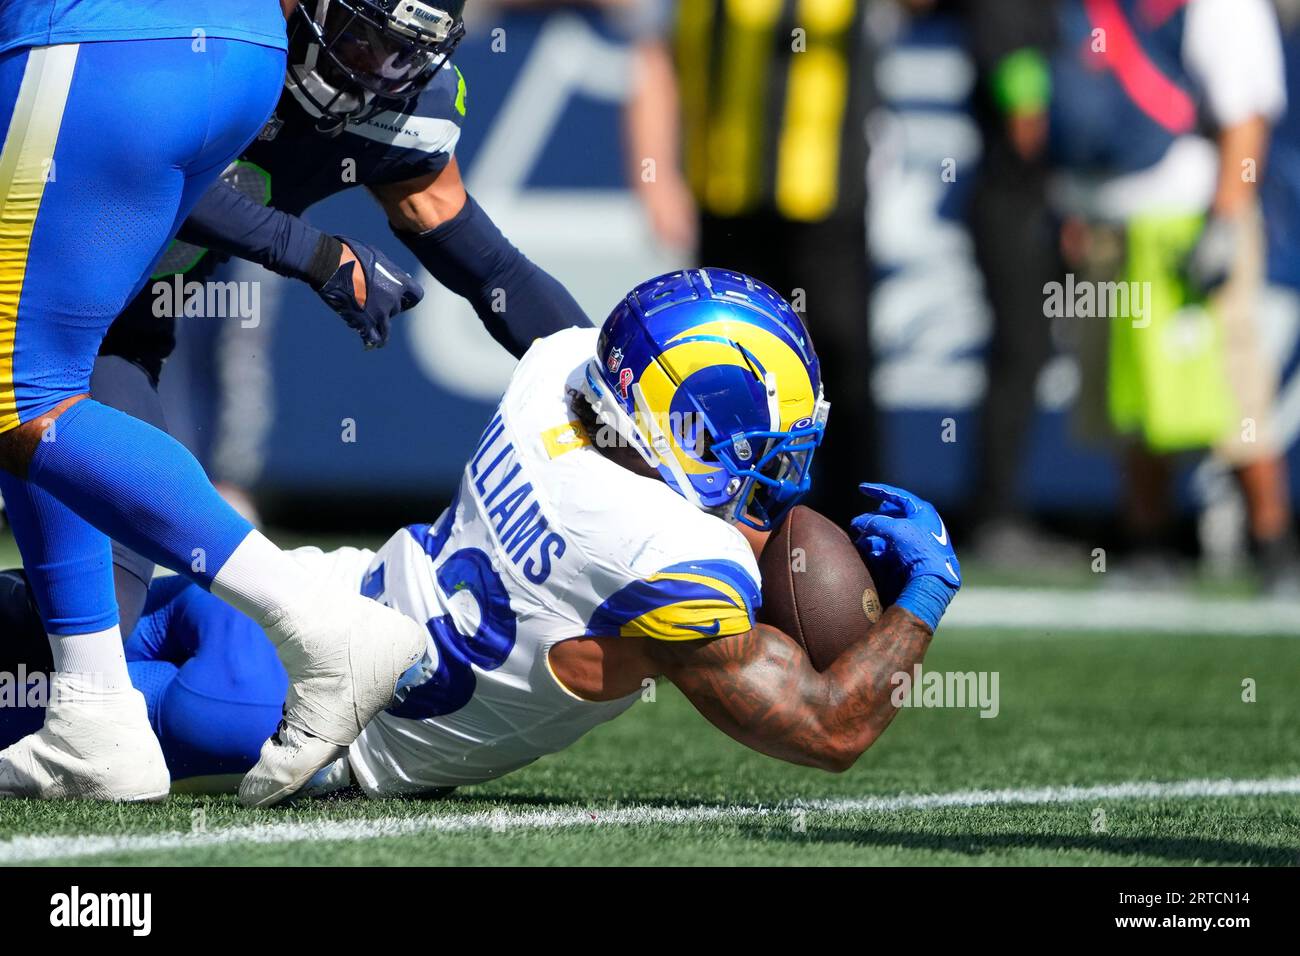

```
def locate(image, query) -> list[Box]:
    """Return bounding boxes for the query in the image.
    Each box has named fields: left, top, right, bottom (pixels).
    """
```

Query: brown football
left=758, top=505, right=883, bottom=672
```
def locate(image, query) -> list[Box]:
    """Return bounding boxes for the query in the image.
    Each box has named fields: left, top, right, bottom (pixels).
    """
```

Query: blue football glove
left=850, top=482, right=961, bottom=632
left=316, top=236, right=424, bottom=349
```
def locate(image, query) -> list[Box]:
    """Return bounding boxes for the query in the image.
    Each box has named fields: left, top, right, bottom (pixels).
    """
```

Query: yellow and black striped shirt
left=673, top=0, right=873, bottom=223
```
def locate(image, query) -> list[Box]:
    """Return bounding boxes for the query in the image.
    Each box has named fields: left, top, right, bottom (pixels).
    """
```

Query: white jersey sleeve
left=579, top=505, right=761, bottom=642
left=287, top=545, right=375, bottom=591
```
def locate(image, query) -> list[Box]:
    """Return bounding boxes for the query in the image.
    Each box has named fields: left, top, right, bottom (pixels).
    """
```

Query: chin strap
left=582, top=364, right=657, bottom=467
left=285, top=63, right=374, bottom=130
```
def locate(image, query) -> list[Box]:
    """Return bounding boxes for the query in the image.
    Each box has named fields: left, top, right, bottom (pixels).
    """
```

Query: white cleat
left=0, top=678, right=169, bottom=802
left=239, top=595, right=425, bottom=808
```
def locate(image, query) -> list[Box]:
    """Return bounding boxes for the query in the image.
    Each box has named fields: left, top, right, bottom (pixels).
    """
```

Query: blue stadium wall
left=222, top=8, right=1300, bottom=515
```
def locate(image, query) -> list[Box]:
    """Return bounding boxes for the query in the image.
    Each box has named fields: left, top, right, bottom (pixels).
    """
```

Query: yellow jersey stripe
left=620, top=569, right=752, bottom=640
left=620, top=598, right=753, bottom=640
left=650, top=570, right=746, bottom=613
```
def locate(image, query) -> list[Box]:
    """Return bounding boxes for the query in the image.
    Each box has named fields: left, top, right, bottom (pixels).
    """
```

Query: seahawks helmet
left=582, top=269, right=829, bottom=531
left=288, top=0, right=466, bottom=129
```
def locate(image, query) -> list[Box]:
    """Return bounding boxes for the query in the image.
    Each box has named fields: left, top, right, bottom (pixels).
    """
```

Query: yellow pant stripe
left=0, top=44, right=79, bottom=432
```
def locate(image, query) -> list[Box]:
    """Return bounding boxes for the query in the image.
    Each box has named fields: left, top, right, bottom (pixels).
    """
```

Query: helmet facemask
left=707, top=395, right=829, bottom=530
left=288, top=0, right=466, bottom=131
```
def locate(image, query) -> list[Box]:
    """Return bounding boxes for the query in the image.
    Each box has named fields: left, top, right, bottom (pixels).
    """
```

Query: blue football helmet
left=582, top=268, right=829, bottom=531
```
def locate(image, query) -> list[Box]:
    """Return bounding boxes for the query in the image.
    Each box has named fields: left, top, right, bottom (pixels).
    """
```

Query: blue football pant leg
left=0, top=43, right=121, bottom=637
left=125, top=577, right=288, bottom=783
left=1, top=38, right=282, bottom=427
left=89, top=355, right=169, bottom=637
left=0, top=471, right=118, bottom=635
left=0, top=38, right=283, bottom=640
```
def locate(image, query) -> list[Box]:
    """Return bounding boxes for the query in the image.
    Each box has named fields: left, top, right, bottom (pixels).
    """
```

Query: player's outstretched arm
left=177, top=179, right=423, bottom=348
left=176, top=179, right=344, bottom=286
left=648, top=608, right=933, bottom=772
left=374, top=158, right=593, bottom=358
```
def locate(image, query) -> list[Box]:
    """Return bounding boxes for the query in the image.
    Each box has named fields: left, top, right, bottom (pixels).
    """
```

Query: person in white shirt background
left=1050, top=0, right=1296, bottom=592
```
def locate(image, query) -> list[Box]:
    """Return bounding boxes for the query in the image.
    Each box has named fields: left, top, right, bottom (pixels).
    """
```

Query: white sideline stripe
left=945, top=587, right=1300, bottom=636
left=2, top=775, right=1297, bottom=864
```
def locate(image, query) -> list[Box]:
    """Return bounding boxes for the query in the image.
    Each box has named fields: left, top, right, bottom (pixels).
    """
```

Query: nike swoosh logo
left=680, top=619, right=722, bottom=636
left=931, top=521, right=949, bottom=547
left=374, top=261, right=402, bottom=284
left=945, top=560, right=960, bottom=583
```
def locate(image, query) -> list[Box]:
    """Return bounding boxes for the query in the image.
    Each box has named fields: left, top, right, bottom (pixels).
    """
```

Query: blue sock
left=0, top=471, right=117, bottom=635
left=26, top=399, right=253, bottom=589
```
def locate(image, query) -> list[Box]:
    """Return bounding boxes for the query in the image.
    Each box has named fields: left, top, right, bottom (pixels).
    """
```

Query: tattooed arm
left=645, top=606, right=933, bottom=772
left=641, top=483, right=956, bottom=772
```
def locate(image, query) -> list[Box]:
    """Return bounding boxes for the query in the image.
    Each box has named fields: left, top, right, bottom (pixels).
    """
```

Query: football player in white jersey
left=0, top=269, right=961, bottom=804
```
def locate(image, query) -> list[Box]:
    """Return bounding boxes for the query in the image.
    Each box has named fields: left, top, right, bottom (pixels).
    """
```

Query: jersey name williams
left=467, top=414, right=566, bottom=584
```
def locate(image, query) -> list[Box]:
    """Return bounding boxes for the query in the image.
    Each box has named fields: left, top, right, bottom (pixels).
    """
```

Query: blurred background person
left=625, top=0, right=883, bottom=526
left=1049, top=0, right=1296, bottom=591
left=958, top=0, right=1079, bottom=569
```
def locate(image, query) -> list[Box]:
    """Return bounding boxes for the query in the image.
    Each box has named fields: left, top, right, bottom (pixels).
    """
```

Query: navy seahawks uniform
left=100, top=64, right=467, bottom=376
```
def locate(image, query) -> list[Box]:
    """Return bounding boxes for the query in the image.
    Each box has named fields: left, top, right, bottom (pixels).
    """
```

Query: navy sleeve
left=177, top=180, right=341, bottom=286
left=393, top=194, right=592, bottom=358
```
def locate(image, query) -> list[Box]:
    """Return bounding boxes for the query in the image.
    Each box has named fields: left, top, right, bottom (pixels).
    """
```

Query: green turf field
left=2, top=533, right=1297, bottom=866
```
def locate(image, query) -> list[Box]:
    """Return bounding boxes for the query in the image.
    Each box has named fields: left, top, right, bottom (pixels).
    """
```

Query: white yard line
left=2, top=775, right=1297, bottom=864
left=945, top=587, right=1300, bottom=636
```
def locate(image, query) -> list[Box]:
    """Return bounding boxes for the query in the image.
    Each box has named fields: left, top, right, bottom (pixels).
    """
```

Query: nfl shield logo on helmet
left=606, top=347, right=624, bottom=373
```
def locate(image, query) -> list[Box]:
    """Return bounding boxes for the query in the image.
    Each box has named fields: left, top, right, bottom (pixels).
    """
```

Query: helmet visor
left=321, top=7, right=440, bottom=96
left=303, top=1, right=465, bottom=103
